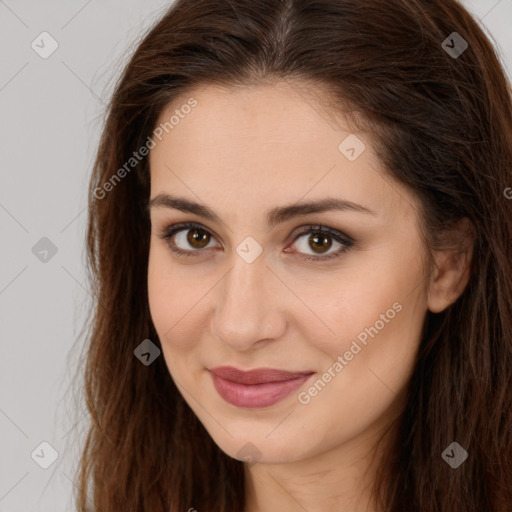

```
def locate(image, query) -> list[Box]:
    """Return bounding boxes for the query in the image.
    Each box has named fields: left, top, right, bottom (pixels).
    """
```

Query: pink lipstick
left=209, top=366, right=314, bottom=408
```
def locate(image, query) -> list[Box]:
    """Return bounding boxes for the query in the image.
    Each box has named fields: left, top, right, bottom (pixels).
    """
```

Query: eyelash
left=157, top=222, right=355, bottom=262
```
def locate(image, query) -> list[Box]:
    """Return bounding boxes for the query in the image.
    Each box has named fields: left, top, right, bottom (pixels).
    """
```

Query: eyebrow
left=147, top=193, right=377, bottom=227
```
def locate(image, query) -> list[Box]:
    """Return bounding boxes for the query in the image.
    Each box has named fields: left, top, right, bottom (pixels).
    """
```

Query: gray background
left=0, top=1, right=511, bottom=510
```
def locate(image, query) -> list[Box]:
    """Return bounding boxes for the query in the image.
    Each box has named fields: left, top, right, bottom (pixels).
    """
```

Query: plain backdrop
left=1, top=1, right=511, bottom=510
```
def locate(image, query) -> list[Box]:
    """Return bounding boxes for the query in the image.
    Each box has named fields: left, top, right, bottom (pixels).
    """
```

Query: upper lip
left=209, top=366, right=314, bottom=385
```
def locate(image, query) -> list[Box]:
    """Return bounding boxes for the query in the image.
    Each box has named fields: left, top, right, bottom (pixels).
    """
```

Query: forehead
left=151, top=81, right=357, bottom=164
left=148, top=82, right=417, bottom=225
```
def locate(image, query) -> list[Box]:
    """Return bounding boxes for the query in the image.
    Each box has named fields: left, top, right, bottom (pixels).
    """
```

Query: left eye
left=157, top=222, right=354, bottom=262
left=290, top=227, right=353, bottom=261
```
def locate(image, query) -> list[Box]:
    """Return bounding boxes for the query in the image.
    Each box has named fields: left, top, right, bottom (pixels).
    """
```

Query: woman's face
left=147, top=81, right=430, bottom=465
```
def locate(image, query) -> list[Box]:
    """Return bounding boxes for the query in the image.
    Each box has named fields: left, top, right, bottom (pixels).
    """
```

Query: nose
left=210, top=252, right=286, bottom=352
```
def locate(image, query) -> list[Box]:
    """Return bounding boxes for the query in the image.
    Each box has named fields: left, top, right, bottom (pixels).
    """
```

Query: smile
left=209, top=366, right=315, bottom=408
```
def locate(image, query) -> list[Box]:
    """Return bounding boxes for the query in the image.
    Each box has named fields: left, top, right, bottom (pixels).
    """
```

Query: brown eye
left=289, top=225, right=354, bottom=262
left=186, top=227, right=211, bottom=249
left=308, top=233, right=333, bottom=254
left=158, top=222, right=220, bottom=257
left=159, top=222, right=354, bottom=262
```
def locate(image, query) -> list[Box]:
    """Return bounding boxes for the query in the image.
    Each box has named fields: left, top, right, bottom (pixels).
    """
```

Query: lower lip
left=210, top=372, right=313, bottom=408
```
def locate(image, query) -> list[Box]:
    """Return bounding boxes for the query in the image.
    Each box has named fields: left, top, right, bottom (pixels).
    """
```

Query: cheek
left=147, top=247, right=172, bottom=332
left=147, top=260, right=194, bottom=381
left=297, top=240, right=427, bottom=363
left=297, top=287, right=406, bottom=370
left=291, top=271, right=425, bottom=446
left=147, top=243, right=214, bottom=369
left=147, top=246, right=193, bottom=347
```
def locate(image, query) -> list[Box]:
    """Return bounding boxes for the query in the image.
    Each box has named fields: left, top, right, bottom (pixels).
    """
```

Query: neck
left=242, top=408, right=400, bottom=512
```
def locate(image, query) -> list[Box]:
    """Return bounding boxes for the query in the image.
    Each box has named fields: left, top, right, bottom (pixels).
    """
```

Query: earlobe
left=427, top=219, right=475, bottom=314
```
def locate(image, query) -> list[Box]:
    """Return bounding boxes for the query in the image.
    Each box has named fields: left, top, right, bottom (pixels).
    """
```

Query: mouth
left=208, top=366, right=315, bottom=408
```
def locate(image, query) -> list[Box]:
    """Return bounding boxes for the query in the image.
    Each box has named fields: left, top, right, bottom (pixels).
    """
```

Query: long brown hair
left=73, top=0, right=512, bottom=510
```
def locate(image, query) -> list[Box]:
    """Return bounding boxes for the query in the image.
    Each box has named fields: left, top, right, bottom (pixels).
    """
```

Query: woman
left=75, top=0, right=512, bottom=510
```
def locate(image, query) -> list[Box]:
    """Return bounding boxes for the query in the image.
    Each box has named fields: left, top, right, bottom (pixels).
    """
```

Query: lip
left=209, top=366, right=314, bottom=408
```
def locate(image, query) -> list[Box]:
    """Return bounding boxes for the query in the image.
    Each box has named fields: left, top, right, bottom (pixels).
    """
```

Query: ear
left=427, top=218, right=475, bottom=314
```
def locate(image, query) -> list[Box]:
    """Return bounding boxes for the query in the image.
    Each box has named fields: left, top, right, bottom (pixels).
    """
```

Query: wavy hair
left=74, top=0, right=512, bottom=510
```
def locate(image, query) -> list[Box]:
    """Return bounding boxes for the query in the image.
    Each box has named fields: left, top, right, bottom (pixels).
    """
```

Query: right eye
left=157, top=222, right=220, bottom=257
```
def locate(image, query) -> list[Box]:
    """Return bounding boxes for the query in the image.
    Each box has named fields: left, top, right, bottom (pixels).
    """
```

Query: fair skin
left=147, top=81, right=472, bottom=512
